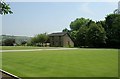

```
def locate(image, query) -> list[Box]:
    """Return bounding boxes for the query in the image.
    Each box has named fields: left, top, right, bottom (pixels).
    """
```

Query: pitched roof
left=49, top=32, right=67, bottom=36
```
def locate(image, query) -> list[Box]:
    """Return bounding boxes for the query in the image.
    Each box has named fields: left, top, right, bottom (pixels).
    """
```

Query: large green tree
left=96, top=21, right=106, bottom=31
left=63, top=14, right=120, bottom=48
left=70, top=18, right=90, bottom=31
left=76, top=25, right=88, bottom=47
left=69, top=18, right=90, bottom=46
left=86, top=21, right=106, bottom=47
left=76, top=20, right=106, bottom=47
left=105, top=14, right=120, bottom=48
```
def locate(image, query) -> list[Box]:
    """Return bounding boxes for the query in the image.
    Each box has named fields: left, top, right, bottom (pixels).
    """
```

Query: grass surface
left=1, top=46, right=60, bottom=50
left=0, top=53, right=1, bottom=69
left=2, top=48, right=118, bottom=77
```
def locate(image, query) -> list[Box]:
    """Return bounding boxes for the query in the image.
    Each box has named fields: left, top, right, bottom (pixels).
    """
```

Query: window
left=59, top=41, right=61, bottom=46
left=52, top=36, right=54, bottom=40
left=52, top=41, right=54, bottom=45
left=68, top=41, right=70, bottom=45
left=59, top=36, right=61, bottom=41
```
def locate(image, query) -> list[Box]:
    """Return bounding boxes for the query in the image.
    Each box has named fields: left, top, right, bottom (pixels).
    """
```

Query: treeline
left=1, top=14, right=120, bottom=48
left=1, top=33, right=49, bottom=47
left=63, top=14, right=120, bottom=48
left=30, top=33, right=49, bottom=46
left=1, top=35, right=31, bottom=46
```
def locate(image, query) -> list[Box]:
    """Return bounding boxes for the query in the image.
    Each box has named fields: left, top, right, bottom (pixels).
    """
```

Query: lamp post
left=114, top=1, right=120, bottom=14
left=118, top=1, right=120, bottom=14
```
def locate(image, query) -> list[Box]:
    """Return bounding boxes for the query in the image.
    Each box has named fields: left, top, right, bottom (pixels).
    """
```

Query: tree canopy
left=0, top=1, right=13, bottom=15
left=2, top=38, right=15, bottom=46
left=31, top=33, right=48, bottom=46
left=105, top=14, right=120, bottom=48
left=63, top=14, right=120, bottom=48
left=70, top=18, right=90, bottom=31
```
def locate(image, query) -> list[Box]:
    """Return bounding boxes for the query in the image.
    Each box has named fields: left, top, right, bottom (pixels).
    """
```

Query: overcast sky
left=2, top=2, right=118, bottom=36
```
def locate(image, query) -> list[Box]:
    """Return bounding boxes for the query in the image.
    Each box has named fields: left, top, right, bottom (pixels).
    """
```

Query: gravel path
left=0, top=48, right=117, bottom=53
left=0, top=48, right=78, bottom=52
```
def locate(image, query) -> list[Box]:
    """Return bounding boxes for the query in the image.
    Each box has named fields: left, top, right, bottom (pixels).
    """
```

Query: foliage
left=2, top=38, right=15, bottom=46
left=70, top=18, right=90, bottom=31
left=86, top=22, right=106, bottom=47
left=0, top=1, right=13, bottom=15
left=31, top=36, right=38, bottom=45
left=69, top=30, right=78, bottom=46
left=76, top=21, right=106, bottom=47
left=31, top=33, right=48, bottom=46
left=62, top=28, right=69, bottom=32
left=105, top=14, right=120, bottom=48
left=21, top=41, right=27, bottom=46
left=96, top=21, right=106, bottom=31
left=76, top=26, right=88, bottom=47
left=0, top=35, right=31, bottom=46
left=64, top=14, right=120, bottom=48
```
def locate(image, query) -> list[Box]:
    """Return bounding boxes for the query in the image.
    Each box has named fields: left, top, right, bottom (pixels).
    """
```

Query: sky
left=1, top=2, right=118, bottom=36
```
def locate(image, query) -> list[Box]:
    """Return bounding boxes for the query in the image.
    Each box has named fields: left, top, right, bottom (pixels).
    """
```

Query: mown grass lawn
left=2, top=49, right=118, bottom=77
left=1, top=46, right=60, bottom=50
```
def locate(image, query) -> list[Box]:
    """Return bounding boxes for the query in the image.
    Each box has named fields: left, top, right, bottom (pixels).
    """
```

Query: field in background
left=2, top=47, right=118, bottom=77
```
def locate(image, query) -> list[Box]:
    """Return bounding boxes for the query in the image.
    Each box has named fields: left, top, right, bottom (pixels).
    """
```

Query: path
left=0, top=48, right=78, bottom=52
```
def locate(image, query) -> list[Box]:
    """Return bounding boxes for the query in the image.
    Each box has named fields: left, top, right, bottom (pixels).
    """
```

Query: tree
left=62, top=28, right=69, bottom=32
left=86, top=21, right=106, bottom=47
left=37, top=33, right=48, bottom=46
left=2, top=38, right=15, bottom=46
left=76, top=26, right=88, bottom=47
left=0, top=1, right=13, bottom=15
left=96, top=21, right=107, bottom=31
left=69, top=30, right=78, bottom=46
left=105, top=14, right=120, bottom=48
left=31, top=33, right=48, bottom=46
left=70, top=18, right=90, bottom=31
left=63, top=13, right=120, bottom=48
left=68, top=18, right=90, bottom=46
left=21, top=41, right=27, bottom=46
left=75, top=20, right=106, bottom=48
left=31, top=36, right=38, bottom=46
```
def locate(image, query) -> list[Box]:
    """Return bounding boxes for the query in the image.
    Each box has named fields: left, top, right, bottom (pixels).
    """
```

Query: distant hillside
left=0, top=35, right=31, bottom=45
